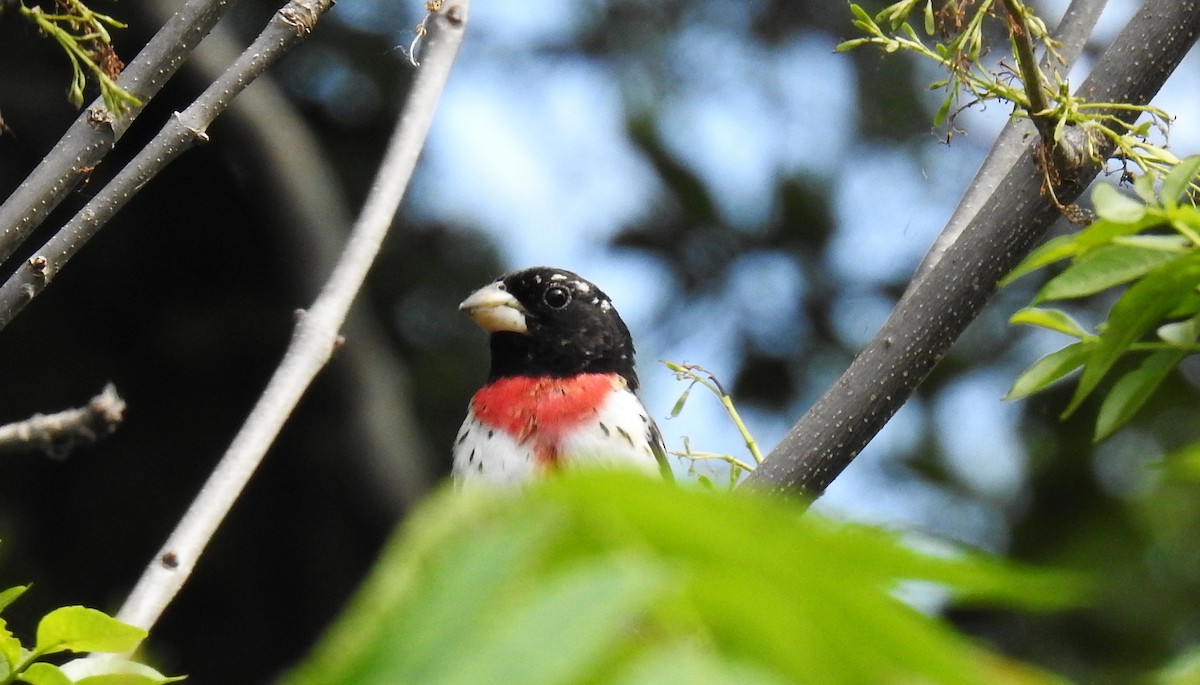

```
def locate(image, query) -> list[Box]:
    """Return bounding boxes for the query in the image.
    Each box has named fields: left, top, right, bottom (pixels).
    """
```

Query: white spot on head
left=534, top=275, right=542, bottom=284
left=573, top=280, right=591, bottom=293
left=600, top=299, right=612, bottom=312
left=550, top=273, right=568, bottom=282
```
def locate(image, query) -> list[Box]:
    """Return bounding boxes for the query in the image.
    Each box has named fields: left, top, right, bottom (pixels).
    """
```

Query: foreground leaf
left=35, top=607, right=146, bottom=656
left=283, top=474, right=1082, bottom=685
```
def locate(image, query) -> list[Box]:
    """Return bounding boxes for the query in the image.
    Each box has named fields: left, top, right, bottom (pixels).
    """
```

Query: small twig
left=0, top=383, right=125, bottom=459
left=106, top=0, right=470, bottom=637
left=0, top=0, right=236, bottom=267
left=906, top=0, right=1106, bottom=283
left=664, top=361, right=764, bottom=466
left=0, top=0, right=330, bottom=333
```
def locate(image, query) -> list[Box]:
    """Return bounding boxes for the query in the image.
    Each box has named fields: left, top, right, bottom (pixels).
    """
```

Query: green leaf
left=35, top=607, right=146, bottom=656
left=834, top=38, right=869, bottom=52
left=1002, top=235, right=1083, bottom=285
left=1009, top=308, right=1091, bottom=338
left=1094, top=349, right=1185, bottom=441
left=1063, top=255, right=1200, bottom=417
left=59, top=656, right=186, bottom=684
left=282, top=474, right=1082, bottom=685
left=1006, top=342, right=1091, bottom=400
left=669, top=385, right=691, bottom=418
left=17, top=662, right=72, bottom=685
left=1, top=617, right=26, bottom=673
left=1093, top=184, right=1147, bottom=223
left=1133, top=173, right=1158, bottom=204
left=934, top=94, right=952, bottom=128
left=0, top=585, right=30, bottom=614
left=1035, top=244, right=1186, bottom=303
left=1162, top=442, right=1200, bottom=483
left=1158, top=314, right=1200, bottom=347
left=1161, top=155, right=1200, bottom=207
left=923, top=0, right=935, bottom=34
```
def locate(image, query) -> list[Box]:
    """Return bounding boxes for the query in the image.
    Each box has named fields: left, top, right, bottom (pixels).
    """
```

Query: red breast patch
left=470, top=374, right=620, bottom=465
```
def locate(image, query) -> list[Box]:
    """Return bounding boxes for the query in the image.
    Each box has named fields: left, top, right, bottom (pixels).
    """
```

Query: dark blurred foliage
left=1, top=0, right=1200, bottom=683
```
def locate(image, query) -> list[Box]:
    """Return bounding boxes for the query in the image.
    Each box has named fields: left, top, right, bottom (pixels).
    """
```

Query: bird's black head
left=459, top=266, right=640, bottom=389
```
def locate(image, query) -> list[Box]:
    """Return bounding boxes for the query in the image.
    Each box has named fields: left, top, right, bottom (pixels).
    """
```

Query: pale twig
left=0, top=0, right=236, bottom=266
left=107, top=0, right=470, bottom=636
left=0, top=0, right=330, bottom=333
left=0, top=383, right=125, bottom=458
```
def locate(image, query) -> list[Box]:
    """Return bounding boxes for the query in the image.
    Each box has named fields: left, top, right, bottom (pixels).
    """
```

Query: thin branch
left=908, top=0, right=1107, bottom=281
left=0, top=0, right=328, bottom=333
left=745, top=0, right=1200, bottom=497
left=0, top=383, right=125, bottom=458
left=107, top=0, right=470, bottom=636
left=0, top=0, right=236, bottom=266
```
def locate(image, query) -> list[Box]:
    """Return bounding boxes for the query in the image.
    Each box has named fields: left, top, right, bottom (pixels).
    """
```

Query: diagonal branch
left=0, top=0, right=236, bottom=267
left=105, top=0, right=471, bottom=637
left=0, top=0, right=327, bottom=333
left=745, top=0, right=1200, bottom=496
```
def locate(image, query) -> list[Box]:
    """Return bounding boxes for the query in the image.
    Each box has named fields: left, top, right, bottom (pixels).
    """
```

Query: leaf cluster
left=0, top=583, right=181, bottom=684
left=838, top=1, right=1175, bottom=184
left=16, top=0, right=140, bottom=113
left=1004, top=157, right=1200, bottom=441
left=283, top=472, right=1087, bottom=685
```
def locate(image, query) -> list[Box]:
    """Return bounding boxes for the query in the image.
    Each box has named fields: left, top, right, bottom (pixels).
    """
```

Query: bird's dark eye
left=543, top=285, right=571, bottom=309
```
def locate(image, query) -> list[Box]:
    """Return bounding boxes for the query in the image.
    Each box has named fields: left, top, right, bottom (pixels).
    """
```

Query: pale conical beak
left=459, top=282, right=528, bottom=334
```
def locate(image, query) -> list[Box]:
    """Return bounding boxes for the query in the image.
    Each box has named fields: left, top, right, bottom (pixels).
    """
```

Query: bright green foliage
left=1006, top=157, right=1200, bottom=441
left=839, top=2, right=1178, bottom=184
left=0, top=578, right=181, bottom=685
left=15, top=0, right=141, bottom=113
left=282, top=472, right=1086, bottom=685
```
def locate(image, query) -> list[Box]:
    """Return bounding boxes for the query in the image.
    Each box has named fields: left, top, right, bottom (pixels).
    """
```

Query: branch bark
left=0, top=0, right=236, bottom=265
left=106, top=0, right=471, bottom=636
left=0, top=0, right=328, bottom=332
left=746, top=0, right=1200, bottom=496
left=0, top=383, right=125, bottom=458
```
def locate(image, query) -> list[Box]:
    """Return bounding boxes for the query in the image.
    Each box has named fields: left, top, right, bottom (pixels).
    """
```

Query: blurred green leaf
left=283, top=474, right=1082, bottom=685
left=1157, top=314, right=1200, bottom=347
left=1, top=617, right=24, bottom=673
left=1093, top=183, right=1147, bottom=223
left=1010, top=308, right=1091, bottom=338
left=1094, top=349, right=1186, bottom=441
left=1161, top=155, right=1200, bottom=208
left=1006, top=342, right=1091, bottom=400
left=34, top=607, right=146, bottom=656
left=1035, top=244, right=1186, bottom=303
left=0, top=585, right=29, bottom=614
left=18, top=662, right=72, bottom=685
left=1162, top=442, right=1200, bottom=483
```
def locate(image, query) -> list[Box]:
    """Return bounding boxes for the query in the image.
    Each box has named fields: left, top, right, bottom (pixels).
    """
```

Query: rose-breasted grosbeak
left=453, top=267, right=671, bottom=487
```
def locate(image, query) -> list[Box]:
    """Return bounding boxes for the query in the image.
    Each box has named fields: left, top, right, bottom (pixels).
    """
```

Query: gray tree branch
left=746, top=0, right=1200, bottom=496
left=0, top=0, right=330, bottom=332
left=0, top=0, right=236, bottom=265
left=105, top=0, right=471, bottom=637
